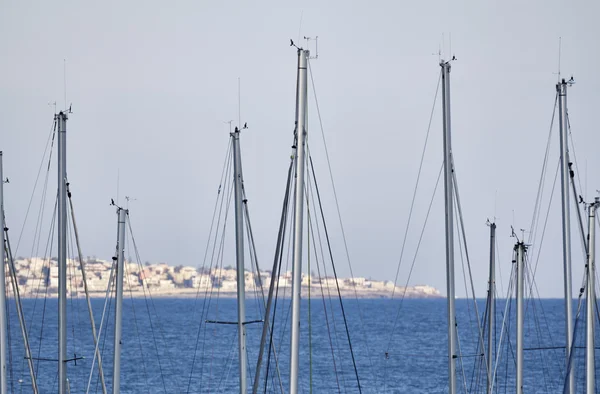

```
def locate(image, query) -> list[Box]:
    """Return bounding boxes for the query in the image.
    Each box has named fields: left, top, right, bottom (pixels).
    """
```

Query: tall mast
left=515, top=241, right=526, bottom=394
left=486, top=222, right=496, bottom=394
left=289, top=48, right=308, bottom=394
left=557, top=79, right=575, bottom=394
left=57, top=111, right=68, bottom=394
left=231, top=127, right=248, bottom=393
left=112, top=208, right=127, bottom=394
left=0, top=152, right=7, bottom=394
left=440, top=60, right=456, bottom=394
left=585, top=198, right=598, bottom=394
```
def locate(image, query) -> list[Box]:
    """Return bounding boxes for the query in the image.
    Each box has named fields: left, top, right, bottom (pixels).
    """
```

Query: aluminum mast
left=486, top=222, right=496, bottom=394
left=231, top=127, right=248, bottom=393
left=557, top=79, right=575, bottom=394
left=289, top=48, right=308, bottom=394
left=0, top=152, right=7, bottom=394
left=515, top=241, right=526, bottom=394
left=57, top=111, right=68, bottom=394
left=112, top=208, right=127, bottom=394
left=585, top=198, right=598, bottom=394
left=441, top=60, right=457, bottom=394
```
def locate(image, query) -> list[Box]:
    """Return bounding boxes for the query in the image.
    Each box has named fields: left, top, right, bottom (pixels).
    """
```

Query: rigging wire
left=565, top=113, right=584, bottom=195
left=33, top=196, right=57, bottom=379
left=187, top=141, right=233, bottom=392
left=563, top=282, right=587, bottom=394
left=305, top=167, right=344, bottom=393
left=241, top=157, right=287, bottom=390
left=382, top=162, right=443, bottom=386
left=84, top=257, right=116, bottom=394
left=305, top=166, right=345, bottom=393
left=304, top=146, right=348, bottom=392
left=67, top=200, right=87, bottom=390
left=308, top=153, right=362, bottom=392
left=388, top=69, right=442, bottom=305
left=123, top=244, right=150, bottom=390
left=66, top=184, right=107, bottom=394
left=379, top=67, right=443, bottom=388
left=454, top=326, right=469, bottom=394
left=490, top=263, right=515, bottom=393
left=3, top=224, right=39, bottom=394
left=14, top=118, right=57, bottom=256
left=127, top=216, right=179, bottom=393
left=529, top=159, right=560, bottom=287
left=453, top=199, right=480, bottom=393
left=263, top=159, right=295, bottom=394
left=524, top=262, right=553, bottom=391
left=205, top=175, right=236, bottom=391
left=451, top=165, right=488, bottom=387
left=527, top=93, right=558, bottom=247
left=307, top=58, right=375, bottom=373
left=243, top=183, right=286, bottom=393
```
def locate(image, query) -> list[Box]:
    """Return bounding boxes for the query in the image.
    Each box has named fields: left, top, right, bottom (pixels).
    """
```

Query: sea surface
left=5, top=297, right=599, bottom=393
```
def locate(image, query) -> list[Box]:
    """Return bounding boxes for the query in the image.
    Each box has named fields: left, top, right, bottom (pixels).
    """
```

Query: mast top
left=557, top=76, right=575, bottom=91
left=440, top=55, right=456, bottom=68
left=290, top=39, right=310, bottom=57
left=56, top=110, right=68, bottom=120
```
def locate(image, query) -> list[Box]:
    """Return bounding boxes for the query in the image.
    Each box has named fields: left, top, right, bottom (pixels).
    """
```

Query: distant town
left=9, top=257, right=441, bottom=298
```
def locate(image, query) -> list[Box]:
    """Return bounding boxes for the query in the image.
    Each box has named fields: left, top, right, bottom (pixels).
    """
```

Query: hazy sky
left=1, top=1, right=599, bottom=298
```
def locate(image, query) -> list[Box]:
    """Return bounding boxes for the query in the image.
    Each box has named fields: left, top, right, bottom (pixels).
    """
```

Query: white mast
left=112, top=207, right=127, bottom=394
left=0, top=152, right=7, bottom=394
left=57, top=111, right=68, bottom=394
left=585, top=198, right=598, bottom=394
left=486, top=222, right=496, bottom=394
left=515, top=241, right=526, bottom=394
left=557, top=79, right=575, bottom=394
left=289, top=47, right=308, bottom=394
left=440, top=60, right=456, bottom=394
left=231, top=127, right=248, bottom=393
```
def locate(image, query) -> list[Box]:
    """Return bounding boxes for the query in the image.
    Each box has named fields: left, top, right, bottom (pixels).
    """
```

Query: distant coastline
left=10, top=257, right=442, bottom=299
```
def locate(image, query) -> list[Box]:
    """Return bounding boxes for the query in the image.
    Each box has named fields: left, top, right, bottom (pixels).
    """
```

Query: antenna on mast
left=557, top=37, right=562, bottom=82
left=224, top=120, right=234, bottom=134
left=494, top=189, right=498, bottom=223
left=125, top=196, right=137, bottom=210
left=432, top=44, right=441, bottom=63
left=116, top=169, right=120, bottom=208
left=304, top=36, right=319, bottom=59
left=296, top=10, right=304, bottom=45
left=63, top=59, right=67, bottom=112
left=449, top=32, right=452, bottom=62
left=62, top=60, right=73, bottom=114
left=442, top=33, right=445, bottom=60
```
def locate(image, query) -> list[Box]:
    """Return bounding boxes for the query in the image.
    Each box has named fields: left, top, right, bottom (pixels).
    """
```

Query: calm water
left=5, top=297, right=598, bottom=393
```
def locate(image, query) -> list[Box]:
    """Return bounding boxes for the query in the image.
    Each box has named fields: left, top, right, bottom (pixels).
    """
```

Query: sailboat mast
left=486, top=222, right=496, bottom=394
left=440, top=60, right=456, bottom=394
left=112, top=208, right=127, bottom=394
left=0, top=152, right=7, bottom=394
left=289, top=48, right=309, bottom=394
left=515, top=241, right=526, bottom=394
left=585, top=198, right=598, bottom=394
left=231, top=128, right=248, bottom=393
left=57, top=111, right=68, bottom=394
left=557, top=79, right=575, bottom=394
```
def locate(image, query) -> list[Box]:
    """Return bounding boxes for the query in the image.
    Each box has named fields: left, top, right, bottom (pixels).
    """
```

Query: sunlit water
left=6, top=297, right=598, bottom=393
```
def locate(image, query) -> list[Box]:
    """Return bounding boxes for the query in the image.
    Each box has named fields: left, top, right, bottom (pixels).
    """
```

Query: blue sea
left=4, top=297, right=598, bottom=393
